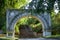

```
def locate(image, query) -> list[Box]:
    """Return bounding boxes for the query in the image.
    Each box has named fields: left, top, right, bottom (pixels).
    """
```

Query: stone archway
left=6, top=9, right=51, bottom=38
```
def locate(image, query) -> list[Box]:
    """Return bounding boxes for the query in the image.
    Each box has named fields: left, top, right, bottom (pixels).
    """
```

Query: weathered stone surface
left=6, top=10, right=51, bottom=37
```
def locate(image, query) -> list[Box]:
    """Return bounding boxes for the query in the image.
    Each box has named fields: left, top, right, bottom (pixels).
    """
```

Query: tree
left=0, top=0, right=31, bottom=33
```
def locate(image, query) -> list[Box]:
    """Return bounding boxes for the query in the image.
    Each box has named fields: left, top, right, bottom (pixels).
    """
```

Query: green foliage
left=51, top=12, right=60, bottom=35
left=50, top=10, right=60, bottom=35
left=0, top=0, right=30, bottom=33
left=5, top=0, right=28, bottom=9
left=31, top=23, right=42, bottom=32
left=15, top=17, right=42, bottom=33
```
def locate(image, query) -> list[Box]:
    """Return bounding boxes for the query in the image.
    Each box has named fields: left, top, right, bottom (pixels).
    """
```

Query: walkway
left=19, top=38, right=60, bottom=40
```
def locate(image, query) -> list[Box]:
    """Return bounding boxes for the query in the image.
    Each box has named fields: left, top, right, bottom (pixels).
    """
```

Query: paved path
left=18, top=38, right=60, bottom=40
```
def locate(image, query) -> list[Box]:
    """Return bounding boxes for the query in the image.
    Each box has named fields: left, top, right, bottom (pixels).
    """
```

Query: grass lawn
left=0, top=37, right=18, bottom=40
left=0, top=34, right=18, bottom=40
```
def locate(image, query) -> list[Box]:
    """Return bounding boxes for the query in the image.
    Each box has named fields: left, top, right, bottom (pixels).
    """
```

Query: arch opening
left=14, top=16, right=43, bottom=38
